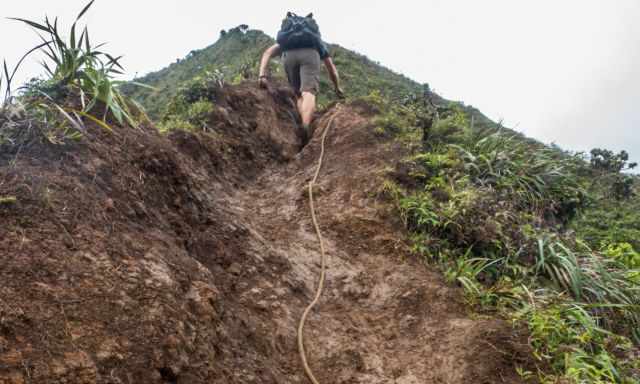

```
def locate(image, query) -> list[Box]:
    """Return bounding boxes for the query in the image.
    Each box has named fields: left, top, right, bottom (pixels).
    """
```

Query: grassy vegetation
left=571, top=154, right=640, bottom=253
left=372, top=92, right=640, bottom=382
left=155, top=69, right=225, bottom=132
left=1, top=1, right=148, bottom=153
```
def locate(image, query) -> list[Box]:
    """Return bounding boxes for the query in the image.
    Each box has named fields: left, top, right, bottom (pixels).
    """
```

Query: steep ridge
left=0, top=84, right=535, bottom=383
left=122, top=29, right=423, bottom=120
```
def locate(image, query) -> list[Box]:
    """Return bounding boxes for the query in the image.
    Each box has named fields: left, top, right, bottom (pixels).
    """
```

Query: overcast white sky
left=2, top=1, right=639, bottom=166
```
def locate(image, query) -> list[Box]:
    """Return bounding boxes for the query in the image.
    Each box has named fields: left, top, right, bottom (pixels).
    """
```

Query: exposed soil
left=0, top=84, right=536, bottom=383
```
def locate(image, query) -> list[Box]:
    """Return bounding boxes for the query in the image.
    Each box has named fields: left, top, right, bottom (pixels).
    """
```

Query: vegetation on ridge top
left=122, top=27, right=423, bottom=119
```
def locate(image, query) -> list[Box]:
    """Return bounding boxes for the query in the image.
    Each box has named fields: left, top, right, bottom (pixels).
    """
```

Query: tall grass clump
left=15, top=1, right=148, bottom=125
left=1, top=1, right=150, bottom=149
left=450, top=132, right=586, bottom=220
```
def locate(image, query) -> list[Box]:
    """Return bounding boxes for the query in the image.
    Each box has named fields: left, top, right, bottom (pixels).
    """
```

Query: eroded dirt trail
left=0, top=86, right=533, bottom=384
left=224, top=106, right=529, bottom=383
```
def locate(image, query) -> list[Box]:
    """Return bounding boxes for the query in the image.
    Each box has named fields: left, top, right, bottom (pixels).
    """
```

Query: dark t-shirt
left=316, top=41, right=330, bottom=60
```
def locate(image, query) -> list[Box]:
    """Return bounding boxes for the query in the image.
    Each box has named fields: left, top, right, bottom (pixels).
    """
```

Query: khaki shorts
left=283, top=48, right=321, bottom=96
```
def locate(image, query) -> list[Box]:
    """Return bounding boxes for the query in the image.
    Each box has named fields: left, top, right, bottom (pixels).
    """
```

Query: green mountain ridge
left=124, top=28, right=431, bottom=119
left=125, top=27, right=531, bottom=145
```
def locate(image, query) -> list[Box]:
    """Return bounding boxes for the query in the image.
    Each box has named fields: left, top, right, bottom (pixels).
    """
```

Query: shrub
left=186, top=101, right=214, bottom=129
left=590, top=148, right=637, bottom=173
left=427, top=103, right=469, bottom=146
left=179, top=70, right=225, bottom=104
left=602, top=243, right=640, bottom=270
left=573, top=202, right=640, bottom=252
left=520, top=303, right=630, bottom=383
left=612, top=175, right=635, bottom=200
left=157, top=116, right=195, bottom=134
left=450, top=132, right=587, bottom=221
left=159, top=70, right=223, bottom=132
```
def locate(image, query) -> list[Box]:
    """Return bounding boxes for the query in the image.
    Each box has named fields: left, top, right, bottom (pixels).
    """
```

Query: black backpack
left=277, top=12, right=322, bottom=51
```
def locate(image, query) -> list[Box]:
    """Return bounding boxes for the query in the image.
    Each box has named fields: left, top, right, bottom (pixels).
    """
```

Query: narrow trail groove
left=224, top=100, right=532, bottom=383
left=298, top=107, right=341, bottom=384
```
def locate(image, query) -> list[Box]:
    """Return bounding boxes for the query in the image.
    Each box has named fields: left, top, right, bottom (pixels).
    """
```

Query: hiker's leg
left=297, top=96, right=304, bottom=117
left=298, top=49, right=321, bottom=127
left=283, top=51, right=302, bottom=97
left=299, top=91, right=316, bottom=126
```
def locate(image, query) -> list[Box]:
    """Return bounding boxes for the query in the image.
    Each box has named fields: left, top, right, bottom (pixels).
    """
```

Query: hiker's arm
left=323, top=57, right=344, bottom=97
left=259, top=44, right=281, bottom=79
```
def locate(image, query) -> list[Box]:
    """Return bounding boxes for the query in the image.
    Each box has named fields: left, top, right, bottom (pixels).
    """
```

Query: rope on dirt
left=297, top=105, right=341, bottom=384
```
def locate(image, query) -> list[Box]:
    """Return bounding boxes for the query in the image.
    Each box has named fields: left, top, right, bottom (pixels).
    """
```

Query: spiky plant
left=449, top=131, right=587, bottom=219
left=10, top=0, right=148, bottom=127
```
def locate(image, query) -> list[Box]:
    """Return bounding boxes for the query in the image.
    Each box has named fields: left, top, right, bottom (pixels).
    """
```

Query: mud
left=0, top=84, right=536, bottom=383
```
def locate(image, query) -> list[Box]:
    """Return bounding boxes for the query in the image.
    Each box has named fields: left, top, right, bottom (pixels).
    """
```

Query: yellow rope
left=297, top=106, right=341, bottom=384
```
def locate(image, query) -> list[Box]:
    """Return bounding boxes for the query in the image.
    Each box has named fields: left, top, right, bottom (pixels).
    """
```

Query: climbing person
left=259, top=12, right=344, bottom=145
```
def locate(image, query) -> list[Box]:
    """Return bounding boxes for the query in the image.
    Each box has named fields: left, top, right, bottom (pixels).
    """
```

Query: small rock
left=228, top=263, right=242, bottom=275
left=250, top=287, right=261, bottom=295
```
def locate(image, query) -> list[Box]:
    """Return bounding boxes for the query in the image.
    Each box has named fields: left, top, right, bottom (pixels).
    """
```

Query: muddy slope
left=0, top=85, right=533, bottom=383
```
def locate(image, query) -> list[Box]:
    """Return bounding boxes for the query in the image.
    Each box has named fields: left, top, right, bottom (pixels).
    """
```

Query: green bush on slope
left=373, top=91, right=640, bottom=383
left=571, top=152, right=640, bottom=254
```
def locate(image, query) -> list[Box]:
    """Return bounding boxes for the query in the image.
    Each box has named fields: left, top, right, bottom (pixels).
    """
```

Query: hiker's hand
left=335, top=86, right=345, bottom=99
left=259, top=76, right=268, bottom=89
